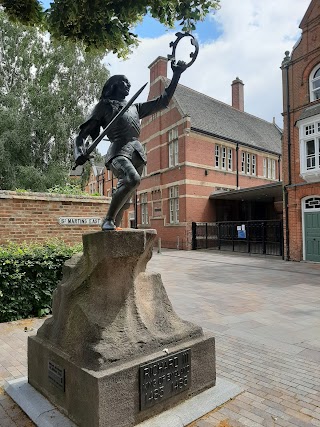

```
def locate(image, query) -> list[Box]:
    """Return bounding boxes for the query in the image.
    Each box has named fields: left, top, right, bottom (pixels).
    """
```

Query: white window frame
left=169, top=186, right=179, bottom=224
left=221, top=146, right=226, bottom=170
left=241, top=152, right=245, bottom=173
left=215, top=145, right=220, bottom=168
left=263, top=158, right=267, bottom=177
left=141, top=144, right=147, bottom=177
left=271, top=159, right=276, bottom=180
left=246, top=153, right=251, bottom=174
left=140, top=193, right=148, bottom=225
left=298, top=114, right=320, bottom=183
left=98, top=179, right=103, bottom=195
left=168, top=128, right=179, bottom=167
left=252, top=154, right=256, bottom=176
left=215, top=145, right=233, bottom=171
left=309, top=64, right=320, bottom=102
left=227, top=148, right=232, bottom=171
left=264, top=157, right=276, bottom=180
left=241, top=151, right=257, bottom=176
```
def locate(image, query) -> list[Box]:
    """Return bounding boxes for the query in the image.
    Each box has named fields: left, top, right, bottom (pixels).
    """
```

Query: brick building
left=87, top=58, right=282, bottom=249
left=136, top=57, right=282, bottom=249
left=282, top=0, right=320, bottom=262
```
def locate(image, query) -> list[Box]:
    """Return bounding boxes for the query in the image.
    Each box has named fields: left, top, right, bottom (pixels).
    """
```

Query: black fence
left=192, top=220, right=283, bottom=257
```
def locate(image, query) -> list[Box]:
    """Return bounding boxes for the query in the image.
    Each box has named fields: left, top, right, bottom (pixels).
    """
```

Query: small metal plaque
left=58, top=217, right=102, bottom=226
left=48, top=360, right=65, bottom=391
left=139, top=349, right=191, bottom=410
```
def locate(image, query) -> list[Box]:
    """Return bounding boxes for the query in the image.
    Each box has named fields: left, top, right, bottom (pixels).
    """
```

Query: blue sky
left=40, top=1, right=223, bottom=43
left=40, top=0, right=311, bottom=140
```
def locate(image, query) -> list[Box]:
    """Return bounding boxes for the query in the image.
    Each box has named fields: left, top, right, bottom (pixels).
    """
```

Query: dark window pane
left=306, top=140, right=315, bottom=155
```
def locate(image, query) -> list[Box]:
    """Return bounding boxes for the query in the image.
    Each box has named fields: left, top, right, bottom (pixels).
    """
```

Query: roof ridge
left=162, top=76, right=280, bottom=127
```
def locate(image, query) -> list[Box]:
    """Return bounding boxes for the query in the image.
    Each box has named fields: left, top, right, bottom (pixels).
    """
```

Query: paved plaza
left=1, top=249, right=320, bottom=426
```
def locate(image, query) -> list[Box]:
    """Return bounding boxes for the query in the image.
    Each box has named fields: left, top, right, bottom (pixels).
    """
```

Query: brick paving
left=0, top=249, right=320, bottom=426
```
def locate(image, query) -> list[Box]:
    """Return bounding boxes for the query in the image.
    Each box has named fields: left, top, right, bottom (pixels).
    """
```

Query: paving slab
left=5, top=377, right=243, bottom=427
left=0, top=249, right=320, bottom=426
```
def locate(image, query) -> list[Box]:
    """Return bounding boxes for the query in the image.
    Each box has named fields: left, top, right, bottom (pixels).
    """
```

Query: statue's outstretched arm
left=138, top=61, right=187, bottom=119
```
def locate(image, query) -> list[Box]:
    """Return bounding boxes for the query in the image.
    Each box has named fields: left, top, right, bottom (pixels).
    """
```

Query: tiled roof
left=297, top=103, right=320, bottom=122
left=166, top=79, right=282, bottom=155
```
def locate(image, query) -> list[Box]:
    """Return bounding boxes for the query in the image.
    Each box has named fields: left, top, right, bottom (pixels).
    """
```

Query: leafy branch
left=0, top=0, right=220, bottom=56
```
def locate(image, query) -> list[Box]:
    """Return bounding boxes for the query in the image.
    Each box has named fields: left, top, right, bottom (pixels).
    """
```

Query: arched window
left=310, top=64, right=320, bottom=102
left=305, top=196, right=320, bottom=210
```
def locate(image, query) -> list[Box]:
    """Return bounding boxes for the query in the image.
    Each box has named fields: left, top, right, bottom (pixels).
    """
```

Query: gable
left=300, top=0, right=320, bottom=29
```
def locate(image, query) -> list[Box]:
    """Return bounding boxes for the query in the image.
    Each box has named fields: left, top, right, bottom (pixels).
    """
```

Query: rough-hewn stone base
left=28, top=230, right=216, bottom=426
left=28, top=333, right=215, bottom=427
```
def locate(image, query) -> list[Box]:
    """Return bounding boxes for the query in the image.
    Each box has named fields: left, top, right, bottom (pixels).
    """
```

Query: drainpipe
left=111, top=171, right=114, bottom=194
left=278, top=154, right=281, bottom=182
left=236, top=143, right=239, bottom=188
left=134, top=191, right=138, bottom=229
left=282, top=51, right=291, bottom=261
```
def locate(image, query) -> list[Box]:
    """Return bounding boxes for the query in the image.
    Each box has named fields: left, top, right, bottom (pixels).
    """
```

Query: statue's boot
left=102, top=218, right=116, bottom=231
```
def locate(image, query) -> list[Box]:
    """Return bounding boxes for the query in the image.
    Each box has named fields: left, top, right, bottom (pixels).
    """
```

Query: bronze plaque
left=139, top=349, right=191, bottom=410
left=48, top=360, right=65, bottom=391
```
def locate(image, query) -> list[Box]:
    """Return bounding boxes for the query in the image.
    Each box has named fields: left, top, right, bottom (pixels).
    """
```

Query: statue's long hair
left=100, top=75, right=127, bottom=100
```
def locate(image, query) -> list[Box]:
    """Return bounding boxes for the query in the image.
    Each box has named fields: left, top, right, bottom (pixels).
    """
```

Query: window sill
left=300, top=170, right=320, bottom=183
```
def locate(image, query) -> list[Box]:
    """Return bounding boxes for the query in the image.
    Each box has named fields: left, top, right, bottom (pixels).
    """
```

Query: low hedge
left=0, top=240, right=82, bottom=322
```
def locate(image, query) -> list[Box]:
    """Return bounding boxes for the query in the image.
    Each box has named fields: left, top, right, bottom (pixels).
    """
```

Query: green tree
left=0, top=11, right=109, bottom=191
left=0, top=0, right=220, bottom=55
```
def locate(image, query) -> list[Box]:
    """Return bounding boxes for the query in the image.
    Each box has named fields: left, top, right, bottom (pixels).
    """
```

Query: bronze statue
left=74, top=33, right=199, bottom=231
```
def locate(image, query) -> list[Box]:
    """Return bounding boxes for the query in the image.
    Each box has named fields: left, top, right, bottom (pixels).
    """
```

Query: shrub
left=0, top=240, right=82, bottom=322
left=47, top=183, right=88, bottom=196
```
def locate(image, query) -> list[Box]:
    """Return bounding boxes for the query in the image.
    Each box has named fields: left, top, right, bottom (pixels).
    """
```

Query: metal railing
left=192, top=220, right=283, bottom=256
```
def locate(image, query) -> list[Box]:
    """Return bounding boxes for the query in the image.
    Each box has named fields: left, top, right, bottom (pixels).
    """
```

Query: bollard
left=157, top=238, right=162, bottom=254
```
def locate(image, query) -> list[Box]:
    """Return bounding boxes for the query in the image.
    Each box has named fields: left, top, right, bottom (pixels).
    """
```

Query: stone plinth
left=28, top=230, right=216, bottom=426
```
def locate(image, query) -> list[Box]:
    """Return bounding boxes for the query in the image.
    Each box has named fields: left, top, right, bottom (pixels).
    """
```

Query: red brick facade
left=0, top=191, right=111, bottom=246
left=282, top=0, right=320, bottom=261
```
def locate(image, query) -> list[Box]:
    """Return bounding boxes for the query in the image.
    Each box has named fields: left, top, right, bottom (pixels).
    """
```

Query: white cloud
left=103, top=0, right=310, bottom=134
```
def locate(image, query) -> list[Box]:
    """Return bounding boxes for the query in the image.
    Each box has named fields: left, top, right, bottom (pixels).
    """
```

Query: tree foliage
left=0, top=0, right=220, bottom=55
left=0, top=11, right=109, bottom=191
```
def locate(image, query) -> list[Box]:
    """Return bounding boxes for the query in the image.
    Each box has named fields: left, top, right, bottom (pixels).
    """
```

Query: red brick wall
left=0, top=191, right=111, bottom=246
left=282, top=0, right=320, bottom=261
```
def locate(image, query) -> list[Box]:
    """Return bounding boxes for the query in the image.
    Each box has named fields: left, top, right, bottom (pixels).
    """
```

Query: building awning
left=210, top=182, right=282, bottom=202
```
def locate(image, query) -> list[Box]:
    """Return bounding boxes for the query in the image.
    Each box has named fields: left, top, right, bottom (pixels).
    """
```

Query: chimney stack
left=147, top=56, right=168, bottom=99
left=148, top=56, right=168, bottom=85
left=231, top=77, right=244, bottom=112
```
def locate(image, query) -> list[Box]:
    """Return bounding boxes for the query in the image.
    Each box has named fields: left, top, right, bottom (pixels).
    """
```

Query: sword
left=72, top=82, right=148, bottom=170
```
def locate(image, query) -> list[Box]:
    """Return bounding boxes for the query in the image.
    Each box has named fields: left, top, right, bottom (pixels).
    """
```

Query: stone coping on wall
left=0, top=190, right=111, bottom=204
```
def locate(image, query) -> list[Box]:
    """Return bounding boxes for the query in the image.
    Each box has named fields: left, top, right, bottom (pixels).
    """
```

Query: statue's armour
left=105, top=105, right=146, bottom=166
left=79, top=85, right=174, bottom=167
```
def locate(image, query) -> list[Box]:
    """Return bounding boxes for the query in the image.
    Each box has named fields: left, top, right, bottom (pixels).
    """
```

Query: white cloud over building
left=103, top=0, right=310, bottom=130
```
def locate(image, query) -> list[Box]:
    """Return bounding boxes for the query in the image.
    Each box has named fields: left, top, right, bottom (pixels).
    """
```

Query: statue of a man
left=74, top=61, right=187, bottom=230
